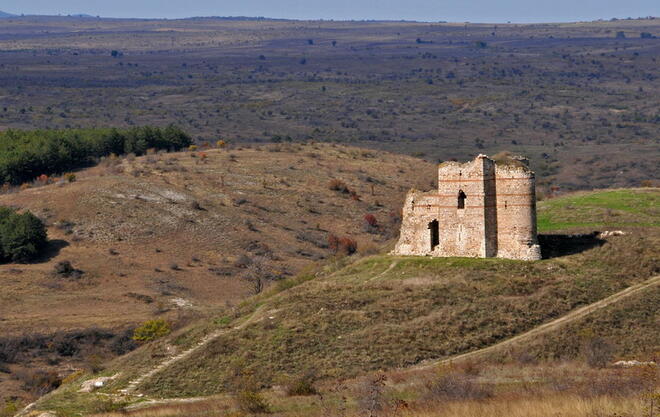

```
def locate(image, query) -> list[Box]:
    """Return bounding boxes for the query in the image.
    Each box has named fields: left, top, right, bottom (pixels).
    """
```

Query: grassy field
left=537, top=188, right=659, bottom=231
left=26, top=188, right=659, bottom=416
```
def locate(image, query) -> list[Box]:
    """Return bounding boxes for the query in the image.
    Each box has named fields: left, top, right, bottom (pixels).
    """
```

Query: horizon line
left=1, top=10, right=659, bottom=25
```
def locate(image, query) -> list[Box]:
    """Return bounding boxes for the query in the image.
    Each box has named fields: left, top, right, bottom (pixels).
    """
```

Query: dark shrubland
left=0, top=125, right=191, bottom=185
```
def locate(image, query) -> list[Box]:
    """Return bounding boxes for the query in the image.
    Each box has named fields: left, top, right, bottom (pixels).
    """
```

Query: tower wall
left=435, top=155, right=491, bottom=258
left=393, top=154, right=541, bottom=261
left=494, top=164, right=541, bottom=260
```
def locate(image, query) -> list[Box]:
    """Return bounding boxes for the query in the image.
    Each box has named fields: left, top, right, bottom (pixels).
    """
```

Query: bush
left=109, top=328, right=138, bottom=355
left=424, top=369, right=492, bottom=401
left=364, top=214, right=377, bottom=227
left=328, top=179, right=350, bottom=193
left=0, top=399, right=19, bottom=417
left=328, top=234, right=358, bottom=255
left=15, top=369, right=61, bottom=396
left=286, top=370, right=318, bottom=396
left=53, top=260, right=83, bottom=278
left=235, top=390, right=271, bottom=413
left=0, top=207, right=48, bottom=263
left=132, top=319, right=171, bottom=343
left=583, top=336, right=615, bottom=368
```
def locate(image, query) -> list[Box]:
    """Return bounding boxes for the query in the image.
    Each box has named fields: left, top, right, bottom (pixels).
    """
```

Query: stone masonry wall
left=393, top=154, right=541, bottom=261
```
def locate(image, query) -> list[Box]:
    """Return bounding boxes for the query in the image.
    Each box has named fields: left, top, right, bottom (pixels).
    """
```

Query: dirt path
left=417, top=274, right=660, bottom=369
left=367, top=259, right=399, bottom=282
left=121, top=304, right=269, bottom=394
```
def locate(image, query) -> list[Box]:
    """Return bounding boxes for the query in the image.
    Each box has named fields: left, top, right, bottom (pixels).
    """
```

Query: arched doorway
left=428, top=219, right=439, bottom=250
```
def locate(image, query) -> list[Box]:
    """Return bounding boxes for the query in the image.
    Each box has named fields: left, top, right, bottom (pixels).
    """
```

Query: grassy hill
left=0, top=143, right=435, bottom=404
left=29, top=188, right=659, bottom=416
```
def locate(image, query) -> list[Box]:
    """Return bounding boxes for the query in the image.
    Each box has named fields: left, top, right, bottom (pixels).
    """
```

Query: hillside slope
left=27, top=188, right=658, bottom=417
left=0, top=143, right=434, bottom=404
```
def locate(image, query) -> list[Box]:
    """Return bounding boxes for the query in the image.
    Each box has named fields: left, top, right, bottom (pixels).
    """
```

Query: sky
left=2, top=0, right=659, bottom=23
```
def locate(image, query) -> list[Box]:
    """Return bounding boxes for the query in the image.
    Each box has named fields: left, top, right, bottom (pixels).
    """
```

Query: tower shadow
left=538, top=232, right=606, bottom=259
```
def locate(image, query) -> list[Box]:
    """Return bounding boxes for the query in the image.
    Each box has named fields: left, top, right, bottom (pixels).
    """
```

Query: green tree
left=0, top=208, right=48, bottom=263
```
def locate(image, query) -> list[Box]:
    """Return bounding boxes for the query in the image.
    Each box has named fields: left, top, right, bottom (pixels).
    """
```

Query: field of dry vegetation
left=0, top=16, right=658, bottom=191
left=0, top=143, right=434, bottom=404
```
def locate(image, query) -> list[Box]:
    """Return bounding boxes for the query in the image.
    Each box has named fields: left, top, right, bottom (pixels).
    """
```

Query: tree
left=242, top=256, right=274, bottom=295
left=0, top=208, right=48, bottom=263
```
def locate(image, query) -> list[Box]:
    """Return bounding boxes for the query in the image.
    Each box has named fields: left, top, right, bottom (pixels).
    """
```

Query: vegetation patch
left=537, top=189, right=659, bottom=232
left=0, top=125, right=191, bottom=185
left=0, top=206, right=47, bottom=263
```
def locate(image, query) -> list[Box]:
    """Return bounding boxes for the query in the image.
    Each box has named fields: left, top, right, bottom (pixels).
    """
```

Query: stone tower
left=394, top=154, right=541, bottom=261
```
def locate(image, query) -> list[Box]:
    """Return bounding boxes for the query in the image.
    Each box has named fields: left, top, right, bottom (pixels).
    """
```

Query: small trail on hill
left=17, top=274, right=658, bottom=416
left=420, top=274, right=660, bottom=369
left=121, top=304, right=269, bottom=395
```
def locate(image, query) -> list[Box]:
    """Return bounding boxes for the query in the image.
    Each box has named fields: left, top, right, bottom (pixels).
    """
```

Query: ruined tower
left=394, top=154, right=541, bottom=261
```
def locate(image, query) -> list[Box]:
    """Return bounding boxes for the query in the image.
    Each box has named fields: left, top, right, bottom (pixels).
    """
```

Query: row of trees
left=0, top=125, right=192, bottom=185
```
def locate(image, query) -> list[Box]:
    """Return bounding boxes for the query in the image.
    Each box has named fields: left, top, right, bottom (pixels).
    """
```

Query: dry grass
left=92, top=396, right=646, bottom=417
left=0, top=143, right=434, bottom=402
left=89, top=361, right=655, bottom=417
left=406, top=396, right=644, bottom=417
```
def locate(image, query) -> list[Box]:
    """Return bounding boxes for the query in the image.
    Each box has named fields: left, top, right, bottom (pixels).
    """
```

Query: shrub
left=64, top=173, right=76, bottom=182
left=424, top=369, right=492, bottom=402
left=356, top=373, right=388, bottom=416
left=132, top=319, right=171, bottom=343
left=286, top=370, right=318, bottom=396
left=328, top=234, right=358, bottom=255
left=583, top=336, right=615, bottom=368
left=328, top=179, right=350, bottom=193
left=0, top=207, right=48, bottom=263
left=235, top=390, right=271, bottom=413
left=53, top=260, right=84, bottom=278
left=0, top=399, right=19, bottom=417
left=364, top=214, right=378, bottom=227
left=109, top=328, right=138, bottom=355
left=15, top=369, right=61, bottom=396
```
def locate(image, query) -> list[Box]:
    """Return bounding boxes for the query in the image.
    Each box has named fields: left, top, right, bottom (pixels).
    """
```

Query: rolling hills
left=25, top=187, right=658, bottom=416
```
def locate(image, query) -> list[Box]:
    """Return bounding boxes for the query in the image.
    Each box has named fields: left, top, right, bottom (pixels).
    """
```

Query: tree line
left=0, top=125, right=192, bottom=185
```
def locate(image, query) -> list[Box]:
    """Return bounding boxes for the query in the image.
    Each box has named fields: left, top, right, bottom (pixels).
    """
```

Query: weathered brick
left=394, top=154, right=541, bottom=260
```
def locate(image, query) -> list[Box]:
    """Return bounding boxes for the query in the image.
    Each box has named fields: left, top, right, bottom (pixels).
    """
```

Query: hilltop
left=0, top=143, right=435, bottom=403
left=27, top=188, right=659, bottom=416
left=0, top=11, right=15, bottom=18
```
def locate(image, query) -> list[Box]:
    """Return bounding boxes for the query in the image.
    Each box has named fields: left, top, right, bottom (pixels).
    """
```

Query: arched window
left=457, top=190, right=466, bottom=209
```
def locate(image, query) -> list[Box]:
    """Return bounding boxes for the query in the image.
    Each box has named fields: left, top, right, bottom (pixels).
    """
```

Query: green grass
left=537, top=188, right=659, bottom=232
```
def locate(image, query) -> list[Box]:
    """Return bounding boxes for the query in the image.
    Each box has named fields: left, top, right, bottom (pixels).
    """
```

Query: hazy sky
left=2, top=0, right=659, bottom=23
